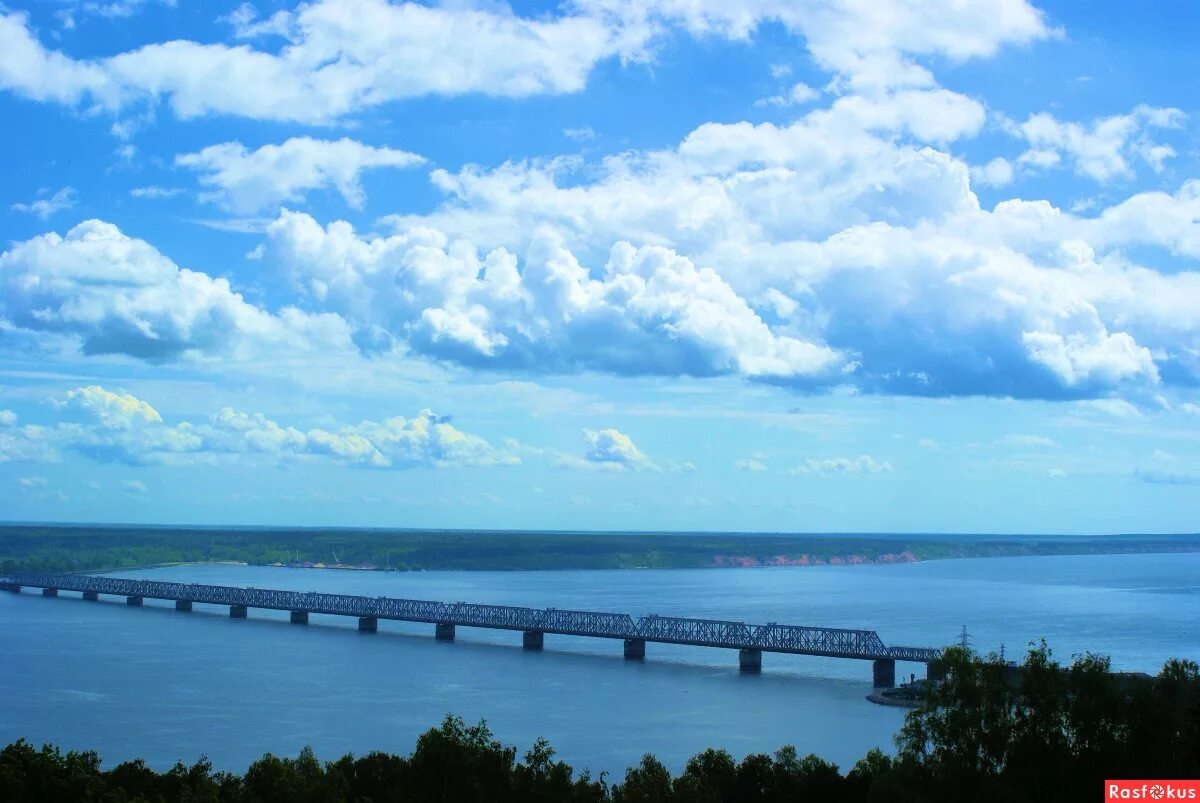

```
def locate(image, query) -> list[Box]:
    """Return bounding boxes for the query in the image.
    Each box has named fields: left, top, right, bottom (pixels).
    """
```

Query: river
left=3, top=552, right=1198, bottom=777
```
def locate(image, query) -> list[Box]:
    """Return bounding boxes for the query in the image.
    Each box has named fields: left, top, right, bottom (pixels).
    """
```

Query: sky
left=1, top=0, right=1199, bottom=534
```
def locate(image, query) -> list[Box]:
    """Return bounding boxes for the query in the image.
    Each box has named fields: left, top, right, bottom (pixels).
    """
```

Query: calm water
left=3, top=553, right=1198, bottom=777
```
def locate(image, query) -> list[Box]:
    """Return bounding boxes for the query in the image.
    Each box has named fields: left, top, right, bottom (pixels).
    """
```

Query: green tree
left=613, top=754, right=674, bottom=803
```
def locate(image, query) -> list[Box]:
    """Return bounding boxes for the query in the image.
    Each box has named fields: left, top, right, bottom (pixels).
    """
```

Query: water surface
left=3, top=552, right=1197, bottom=777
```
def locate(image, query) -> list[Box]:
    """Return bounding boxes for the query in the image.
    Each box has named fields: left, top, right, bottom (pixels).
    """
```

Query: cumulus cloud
left=2, top=4, right=1194, bottom=403
left=176, top=137, right=425, bottom=213
left=11, top=187, right=77, bottom=220
left=788, top=455, right=894, bottom=475
left=0, top=386, right=516, bottom=469
left=260, top=211, right=841, bottom=380
left=970, top=157, right=1015, bottom=188
left=0, top=410, right=16, bottom=427
left=1006, top=105, right=1185, bottom=182
left=558, top=427, right=654, bottom=471
left=0, top=219, right=352, bottom=362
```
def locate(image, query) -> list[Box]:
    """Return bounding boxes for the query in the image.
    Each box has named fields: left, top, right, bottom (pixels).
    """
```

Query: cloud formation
left=0, top=385, right=516, bottom=469
left=788, top=455, right=894, bottom=475
left=0, top=2, right=637, bottom=123
left=11, top=187, right=77, bottom=220
left=0, top=219, right=351, bottom=362
left=0, top=0, right=1050, bottom=123
left=176, top=137, right=425, bottom=213
left=1006, top=105, right=1184, bottom=182
left=262, top=212, right=841, bottom=380
left=557, top=427, right=654, bottom=471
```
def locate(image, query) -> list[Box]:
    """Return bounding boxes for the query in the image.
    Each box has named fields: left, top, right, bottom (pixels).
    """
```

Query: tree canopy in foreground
left=2, top=645, right=1197, bottom=802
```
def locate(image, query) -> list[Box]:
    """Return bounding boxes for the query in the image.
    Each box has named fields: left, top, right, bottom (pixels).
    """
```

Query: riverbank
left=3, top=523, right=1198, bottom=575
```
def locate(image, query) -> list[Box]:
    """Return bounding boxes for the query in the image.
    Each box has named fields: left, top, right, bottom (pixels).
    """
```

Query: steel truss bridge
left=1, top=573, right=943, bottom=684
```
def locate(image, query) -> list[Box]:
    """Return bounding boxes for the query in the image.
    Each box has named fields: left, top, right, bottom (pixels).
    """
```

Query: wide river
left=3, top=552, right=1198, bottom=777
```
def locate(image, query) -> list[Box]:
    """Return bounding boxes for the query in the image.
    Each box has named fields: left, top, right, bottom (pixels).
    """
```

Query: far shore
left=70, top=543, right=1200, bottom=577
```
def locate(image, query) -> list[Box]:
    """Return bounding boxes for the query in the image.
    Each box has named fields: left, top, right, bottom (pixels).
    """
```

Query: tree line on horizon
left=3, top=524, right=1197, bottom=575
left=2, top=644, right=1197, bottom=802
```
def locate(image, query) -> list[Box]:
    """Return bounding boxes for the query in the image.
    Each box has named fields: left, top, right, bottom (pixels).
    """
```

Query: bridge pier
left=82, top=590, right=99, bottom=601
left=126, top=596, right=143, bottom=606
left=358, top=616, right=377, bottom=632
left=230, top=605, right=247, bottom=619
left=523, top=630, right=544, bottom=650
left=2, top=583, right=19, bottom=593
left=175, top=600, right=192, bottom=612
left=290, top=610, right=309, bottom=625
left=42, top=587, right=58, bottom=597
left=739, top=648, right=762, bottom=673
left=926, top=659, right=946, bottom=683
left=623, top=638, right=645, bottom=660
left=873, top=658, right=896, bottom=688
left=435, top=623, right=455, bottom=641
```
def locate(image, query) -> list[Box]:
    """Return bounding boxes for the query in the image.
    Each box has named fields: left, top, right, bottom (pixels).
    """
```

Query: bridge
left=1, top=573, right=945, bottom=687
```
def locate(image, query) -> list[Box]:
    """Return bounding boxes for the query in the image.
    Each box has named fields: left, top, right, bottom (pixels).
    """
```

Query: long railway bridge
left=1, top=573, right=945, bottom=687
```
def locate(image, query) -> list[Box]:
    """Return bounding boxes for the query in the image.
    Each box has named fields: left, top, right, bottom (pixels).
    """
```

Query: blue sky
left=1, top=0, right=1199, bottom=533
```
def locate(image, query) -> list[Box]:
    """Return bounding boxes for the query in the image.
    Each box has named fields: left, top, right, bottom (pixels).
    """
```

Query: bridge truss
left=2, top=573, right=942, bottom=663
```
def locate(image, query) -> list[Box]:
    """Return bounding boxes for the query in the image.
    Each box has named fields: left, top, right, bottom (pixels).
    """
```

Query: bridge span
left=2, top=573, right=944, bottom=687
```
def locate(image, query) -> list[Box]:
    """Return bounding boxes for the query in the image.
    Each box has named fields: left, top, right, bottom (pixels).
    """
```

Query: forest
left=3, top=523, right=1198, bottom=574
left=2, top=644, right=1197, bottom=802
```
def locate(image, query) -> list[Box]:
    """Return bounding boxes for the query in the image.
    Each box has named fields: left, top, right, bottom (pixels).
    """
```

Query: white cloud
left=756, top=81, right=819, bottom=108
left=11, top=187, right=77, bottom=220
left=260, top=211, right=841, bottom=380
left=0, top=410, right=15, bottom=427
left=0, top=12, right=111, bottom=105
left=1006, top=105, right=1185, bottom=182
left=176, top=137, right=426, bottom=213
left=18, top=476, right=48, bottom=488
left=970, top=157, right=1014, bottom=188
left=0, top=386, right=516, bottom=469
left=788, top=455, right=894, bottom=475
left=1074, top=399, right=1142, bottom=418
left=54, top=386, right=163, bottom=429
left=1001, top=434, right=1057, bottom=447
left=130, top=186, right=183, bottom=200
left=563, top=126, right=598, bottom=142
left=122, top=479, right=148, bottom=494
left=0, top=1, right=641, bottom=123
left=351, top=100, right=1200, bottom=398
left=70, top=0, right=176, bottom=20
left=0, top=219, right=352, bottom=362
left=1, top=0, right=1052, bottom=122
left=734, top=457, right=767, bottom=471
left=2, top=4, right=1194, bottom=405
left=583, top=0, right=1052, bottom=91
left=558, top=427, right=654, bottom=471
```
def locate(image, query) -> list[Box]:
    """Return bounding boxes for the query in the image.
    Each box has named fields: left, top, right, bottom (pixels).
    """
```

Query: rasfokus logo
left=1106, top=780, right=1200, bottom=800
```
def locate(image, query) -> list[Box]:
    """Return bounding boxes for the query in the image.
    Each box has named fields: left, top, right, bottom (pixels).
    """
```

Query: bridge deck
left=2, top=573, right=941, bottom=663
